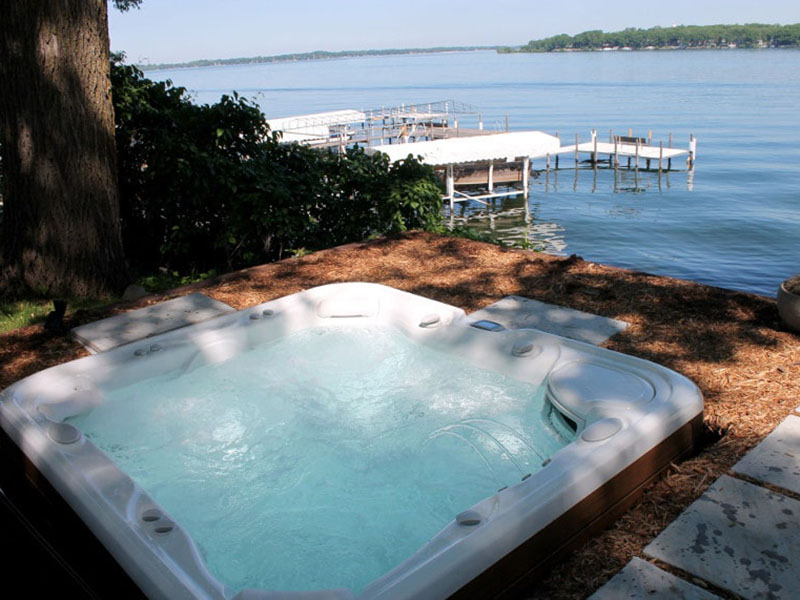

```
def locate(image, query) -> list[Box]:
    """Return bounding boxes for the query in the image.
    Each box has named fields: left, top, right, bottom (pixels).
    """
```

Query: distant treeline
left=143, top=46, right=494, bottom=71
left=503, top=23, right=800, bottom=53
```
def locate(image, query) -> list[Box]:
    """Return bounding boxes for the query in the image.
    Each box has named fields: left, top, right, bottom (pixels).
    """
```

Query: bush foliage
left=111, top=57, right=443, bottom=276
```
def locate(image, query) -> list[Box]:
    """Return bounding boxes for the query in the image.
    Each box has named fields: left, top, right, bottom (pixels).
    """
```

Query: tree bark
left=0, top=0, right=128, bottom=298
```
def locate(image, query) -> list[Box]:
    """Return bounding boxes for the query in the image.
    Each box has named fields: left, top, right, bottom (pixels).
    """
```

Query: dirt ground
left=2, top=231, right=798, bottom=598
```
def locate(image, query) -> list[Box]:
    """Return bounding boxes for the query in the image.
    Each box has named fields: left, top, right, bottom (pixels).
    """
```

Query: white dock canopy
left=368, top=131, right=562, bottom=166
left=267, top=109, right=367, bottom=144
left=369, top=131, right=562, bottom=210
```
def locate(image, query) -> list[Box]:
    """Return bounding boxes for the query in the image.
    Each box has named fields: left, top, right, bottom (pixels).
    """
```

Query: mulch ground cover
left=2, top=231, right=798, bottom=598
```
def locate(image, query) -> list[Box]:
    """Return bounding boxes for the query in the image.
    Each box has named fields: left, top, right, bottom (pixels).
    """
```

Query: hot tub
left=0, top=283, right=702, bottom=599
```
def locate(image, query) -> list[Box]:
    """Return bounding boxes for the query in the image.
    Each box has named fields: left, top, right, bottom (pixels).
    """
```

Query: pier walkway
left=561, top=140, right=689, bottom=161
left=555, top=130, right=696, bottom=171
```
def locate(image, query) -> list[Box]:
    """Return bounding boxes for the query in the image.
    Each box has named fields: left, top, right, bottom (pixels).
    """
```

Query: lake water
left=151, top=50, right=800, bottom=297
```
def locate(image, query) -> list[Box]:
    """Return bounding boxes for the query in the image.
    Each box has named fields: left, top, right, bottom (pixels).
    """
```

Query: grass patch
left=0, top=299, right=52, bottom=333
left=135, top=269, right=217, bottom=294
left=0, top=297, right=113, bottom=335
left=0, top=269, right=217, bottom=335
left=436, top=224, right=507, bottom=246
left=439, top=225, right=545, bottom=251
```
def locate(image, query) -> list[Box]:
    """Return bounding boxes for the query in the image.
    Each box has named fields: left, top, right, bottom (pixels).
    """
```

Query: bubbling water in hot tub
left=68, top=323, right=573, bottom=594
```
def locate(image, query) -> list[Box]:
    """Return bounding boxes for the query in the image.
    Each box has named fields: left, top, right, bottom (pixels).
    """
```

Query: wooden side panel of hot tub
left=450, top=412, right=704, bottom=599
left=0, top=426, right=146, bottom=599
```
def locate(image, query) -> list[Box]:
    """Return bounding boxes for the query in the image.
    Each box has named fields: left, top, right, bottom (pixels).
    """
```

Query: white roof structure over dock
left=370, top=131, right=563, bottom=209
left=267, top=109, right=367, bottom=144
left=266, top=101, right=480, bottom=148
left=369, top=131, right=562, bottom=166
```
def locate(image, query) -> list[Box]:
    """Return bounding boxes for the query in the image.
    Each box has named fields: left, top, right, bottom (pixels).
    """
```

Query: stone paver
left=644, top=475, right=800, bottom=600
left=588, top=557, right=721, bottom=600
left=732, top=415, right=800, bottom=495
left=468, top=295, right=628, bottom=345
left=71, top=293, right=235, bottom=353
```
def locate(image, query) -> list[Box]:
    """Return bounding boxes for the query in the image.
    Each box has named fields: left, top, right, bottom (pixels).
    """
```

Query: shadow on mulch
left=1, top=231, right=798, bottom=599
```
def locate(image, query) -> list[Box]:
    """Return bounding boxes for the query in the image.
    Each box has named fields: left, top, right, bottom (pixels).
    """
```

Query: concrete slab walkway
left=732, top=416, right=800, bottom=496
left=588, top=557, right=721, bottom=600
left=593, top=415, right=800, bottom=600
left=645, top=475, right=798, bottom=599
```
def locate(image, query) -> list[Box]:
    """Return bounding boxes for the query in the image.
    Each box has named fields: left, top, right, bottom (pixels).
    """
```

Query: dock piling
left=523, top=156, right=531, bottom=198
left=446, top=164, right=455, bottom=212
left=555, top=133, right=560, bottom=169
left=574, top=133, right=579, bottom=168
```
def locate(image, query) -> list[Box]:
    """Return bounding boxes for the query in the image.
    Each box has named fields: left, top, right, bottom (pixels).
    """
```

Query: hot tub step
left=71, top=293, right=235, bottom=353
left=468, top=296, right=628, bottom=345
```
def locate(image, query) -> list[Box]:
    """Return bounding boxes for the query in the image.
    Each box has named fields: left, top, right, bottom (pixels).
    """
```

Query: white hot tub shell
left=0, top=283, right=703, bottom=599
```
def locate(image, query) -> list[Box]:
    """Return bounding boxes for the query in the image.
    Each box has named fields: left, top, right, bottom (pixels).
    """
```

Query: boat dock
left=555, top=129, right=696, bottom=172
left=266, top=100, right=491, bottom=149
left=268, top=103, right=697, bottom=206
left=371, top=128, right=696, bottom=209
left=369, top=131, right=562, bottom=210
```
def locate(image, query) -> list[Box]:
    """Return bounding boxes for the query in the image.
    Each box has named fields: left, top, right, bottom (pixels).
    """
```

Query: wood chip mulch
left=1, top=231, right=798, bottom=599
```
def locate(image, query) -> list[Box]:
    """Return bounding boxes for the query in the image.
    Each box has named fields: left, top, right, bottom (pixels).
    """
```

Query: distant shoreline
left=140, top=46, right=497, bottom=72
left=139, top=25, right=800, bottom=72
left=506, top=23, right=800, bottom=53
left=502, top=45, right=799, bottom=53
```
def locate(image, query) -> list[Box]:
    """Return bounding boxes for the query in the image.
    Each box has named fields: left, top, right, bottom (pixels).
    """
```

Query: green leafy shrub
left=111, top=56, right=443, bottom=276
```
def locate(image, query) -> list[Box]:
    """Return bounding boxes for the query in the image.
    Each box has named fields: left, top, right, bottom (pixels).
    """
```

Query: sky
left=109, top=0, right=800, bottom=65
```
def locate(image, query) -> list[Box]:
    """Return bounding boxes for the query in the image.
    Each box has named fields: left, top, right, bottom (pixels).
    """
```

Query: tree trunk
left=0, top=0, right=128, bottom=298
